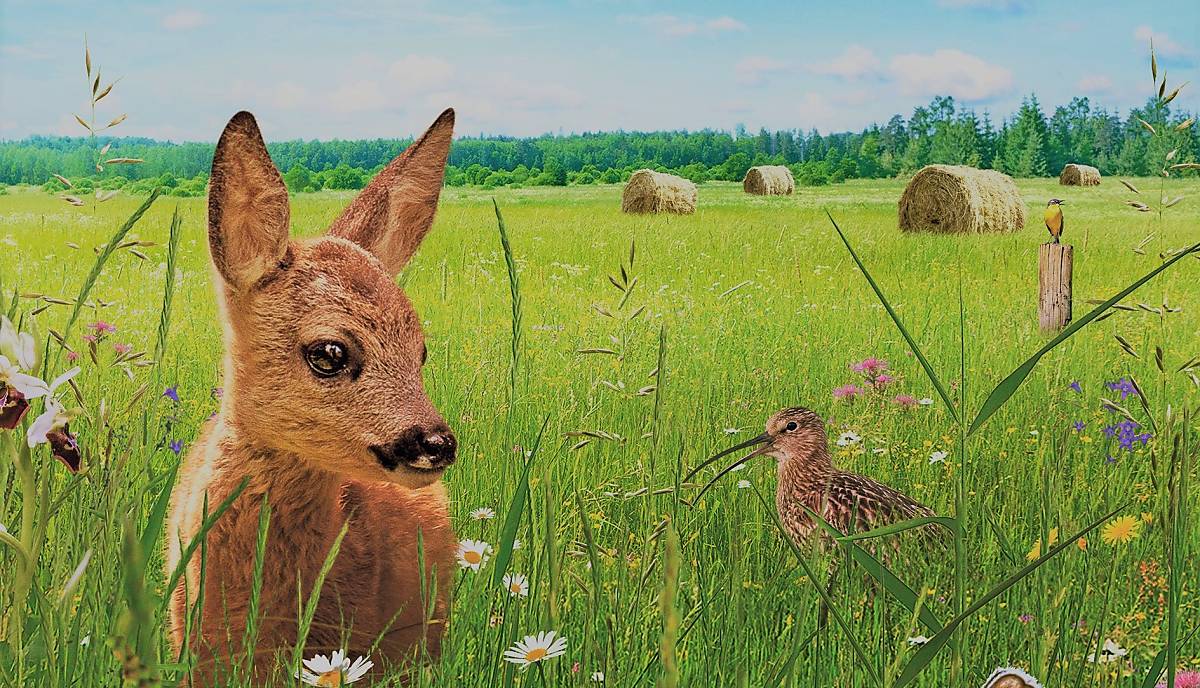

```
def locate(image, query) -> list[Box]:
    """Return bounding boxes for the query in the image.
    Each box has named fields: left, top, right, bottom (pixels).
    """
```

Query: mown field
left=0, top=177, right=1197, bottom=687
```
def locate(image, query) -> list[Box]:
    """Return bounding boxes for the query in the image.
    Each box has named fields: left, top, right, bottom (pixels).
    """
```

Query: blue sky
left=1, top=0, right=1196, bottom=142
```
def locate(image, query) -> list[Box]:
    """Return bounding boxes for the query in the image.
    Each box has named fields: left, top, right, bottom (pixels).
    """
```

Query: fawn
left=166, top=108, right=458, bottom=684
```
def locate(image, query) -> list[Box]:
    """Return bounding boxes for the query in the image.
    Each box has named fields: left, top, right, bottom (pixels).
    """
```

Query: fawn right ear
left=208, top=111, right=290, bottom=289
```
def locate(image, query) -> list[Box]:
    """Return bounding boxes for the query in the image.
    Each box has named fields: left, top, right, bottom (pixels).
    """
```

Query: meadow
left=0, top=177, right=1197, bottom=687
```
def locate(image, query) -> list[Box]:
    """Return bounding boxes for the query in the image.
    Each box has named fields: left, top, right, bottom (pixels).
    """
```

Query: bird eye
left=305, top=341, right=348, bottom=378
left=785, top=421, right=799, bottom=432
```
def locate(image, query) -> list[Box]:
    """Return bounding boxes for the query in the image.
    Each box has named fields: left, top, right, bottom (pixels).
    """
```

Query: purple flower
left=1105, top=455, right=1118, bottom=465
left=851, top=357, right=888, bottom=376
left=1073, top=421, right=1085, bottom=432
left=1156, top=670, right=1200, bottom=688
left=1106, top=377, right=1138, bottom=400
left=163, top=386, right=179, bottom=403
left=88, top=321, right=116, bottom=335
left=169, top=439, right=183, bottom=455
left=1069, top=380, right=1082, bottom=394
left=210, top=387, right=224, bottom=400
left=892, top=394, right=917, bottom=408
left=1103, top=424, right=1118, bottom=437
left=113, top=343, right=132, bottom=355
left=832, top=384, right=861, bottom=401
left=1019, top=614, right=1034, bottom=624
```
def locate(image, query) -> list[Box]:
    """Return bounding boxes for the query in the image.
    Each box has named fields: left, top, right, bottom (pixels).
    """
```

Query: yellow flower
left=1140, top=512, right=1153, bottom=525
left=1026, top=528, right=1059, bottom=561
left=1101, top=516, right=1141, bottom=545
left=1077, top=538, right=1087, bottom=551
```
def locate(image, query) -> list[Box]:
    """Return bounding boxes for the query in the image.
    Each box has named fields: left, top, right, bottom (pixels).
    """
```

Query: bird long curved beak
left=684, top=433, right=772, bottom=505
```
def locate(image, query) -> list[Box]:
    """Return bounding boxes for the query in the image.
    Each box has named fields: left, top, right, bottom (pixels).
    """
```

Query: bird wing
left=827, top=472, right=935, bottom=535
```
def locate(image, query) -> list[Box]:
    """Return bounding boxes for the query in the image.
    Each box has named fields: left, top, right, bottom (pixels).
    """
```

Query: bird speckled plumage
left=766, top=408, right=936, bottom=547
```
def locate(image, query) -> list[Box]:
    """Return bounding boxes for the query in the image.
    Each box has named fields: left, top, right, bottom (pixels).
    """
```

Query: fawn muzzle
left=371, top=425, right=457, bottom=473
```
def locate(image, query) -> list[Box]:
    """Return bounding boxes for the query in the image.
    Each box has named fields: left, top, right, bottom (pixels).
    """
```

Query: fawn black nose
left=371, top=425, right=457, bottom=472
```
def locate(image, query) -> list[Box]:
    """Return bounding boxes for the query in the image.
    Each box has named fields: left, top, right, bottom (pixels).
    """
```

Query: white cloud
left=705, top=16, right=748, bottom=32
left=735, top=56, right=789, bottom=86
left=937, top=0, right=1026, bottom=11
left=269, top=82, right=308, bottom=110
left=622, top=14, right=747, bottom=38
left=807, top=44, right=883, bottom=80
left=1133, top=26, right=1192, bottom=58
left=388, top=55, right=457, bottom=93
left=161, top=9, right=208, bottom=31
left=889, top=49, right=1012, bottom=101
left=327, top=80, right=388, bottom=114
left=1076, top=74, right=1113, bottom=93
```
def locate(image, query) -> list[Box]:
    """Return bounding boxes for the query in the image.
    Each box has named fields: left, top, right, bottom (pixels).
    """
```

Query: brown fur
left=166, top=108, right=457, bottom=684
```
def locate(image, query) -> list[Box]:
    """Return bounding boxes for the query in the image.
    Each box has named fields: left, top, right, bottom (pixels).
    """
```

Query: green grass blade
left=290, top=518, right=350, bottom=679
left=241, top=495, right=271, bottom=678
left=967, top=241, right=1200, bottom=436
left=803, top=506, right=944, bottom=634
left=138, top=462, right=180, bottom=561
left=491, top=416, right=549, bottom=589
left=159, top=476, right=250, bottom=611
left=895, top=500, right=1131, bottom=686
left=61, top=189, right=160, bottom=348
left=153, top=205, right=182, bottom=362
left=834, top=515, right=957, bottom=542
left=826, top=210, right=960, bottom=424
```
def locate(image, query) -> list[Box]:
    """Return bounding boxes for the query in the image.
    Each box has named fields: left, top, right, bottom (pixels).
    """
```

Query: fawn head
left=207, top=108, right=457, bottom=488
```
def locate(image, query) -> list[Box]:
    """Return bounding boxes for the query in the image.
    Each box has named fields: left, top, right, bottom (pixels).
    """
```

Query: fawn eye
left=305, top=341, right=348, bottom=378
left=785, top=421, right=799, bottom=432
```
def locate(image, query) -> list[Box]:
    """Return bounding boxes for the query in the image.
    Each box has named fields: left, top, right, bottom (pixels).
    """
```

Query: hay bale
left=898, top=164, right=1026, bottom=234
left=742, top=165, right=795, bottom=195
left=1059, top=163, right=1101, bottom=186
left=621, top=169, right=697, bottom=215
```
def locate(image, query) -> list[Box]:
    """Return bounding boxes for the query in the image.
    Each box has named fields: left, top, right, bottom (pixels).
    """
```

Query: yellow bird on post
left=1044, top=199, right=1066, bottom=243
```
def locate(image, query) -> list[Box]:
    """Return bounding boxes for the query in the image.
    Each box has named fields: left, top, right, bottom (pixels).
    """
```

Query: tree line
left=1, top=94, right=1195, bottom=196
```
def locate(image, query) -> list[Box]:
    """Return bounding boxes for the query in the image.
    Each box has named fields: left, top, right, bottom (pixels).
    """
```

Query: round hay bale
left=743, top=165, right=795, bottom=195
left=898, top=164, right=1026, bottom=234
left=621, top=169, right=697, bottom=215
left=1059, top=163, right=1101, bottom=186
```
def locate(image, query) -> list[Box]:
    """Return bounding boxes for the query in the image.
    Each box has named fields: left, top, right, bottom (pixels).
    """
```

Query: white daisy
left=929, top=451, right=949, bottom=465
left=511, top=538, right=523, bottom=551
left=297, top=649, right=373, bottom=686
left=502, top=630, right=567, bottom=668
left=836, top=431, right=862, bottom=447
left=456, top=539, right=492, bottom=571
left=502, top=572, right=530, bottom=598
left=918, top=398, right=935, bottom=406
left=1087, top=638, right=1128, bottom=663
left=907, top=635, right=930, bottom=646
left=983, top=666, right=1042, bottom=687
left=723, top=427, right=742, bottom=435
left=470, top=507, right=496, bottom=521
left=591, top=671, right=605, bottom=682
left=736, top=479, right=751, bottom=489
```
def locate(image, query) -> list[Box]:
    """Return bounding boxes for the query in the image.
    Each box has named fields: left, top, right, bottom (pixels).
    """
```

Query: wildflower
left=851, top=357, right=888, bottom=376
left=836, top=431, right=861, bottom=447
left=832, top=384, right=861, bottom=401
left=1106, top=378, right=1138, bottom=400
left=0, top=316, right=37, bottom=370
left=907, top=636, right=930, bottom=646
left=1069, top=380, right=1082, bottom=394
left=456, top=539, right=492, bottom=571
left=872, top=373, right=895, bottom=390
left=591, top=671, right=605, bottom=682
left=1077, top=538, right=1087, bottom=551
left=1088, top=638, right=1128, bottom=663
left=1102, top=515, right=1141, bottom=545
left=918, top=397, right=934, bottom=406
left=163, top=386, right=180, bottom=403
left=88, top=321, right=117, bottom=336
left=1156, top=670, right=1200, bottom=688
left=113, top=342, right=133, bottom=355
left=512, top=539, right=523, bottom=551
left=66, top=351, right=79, bottom=362
left=502, top=631, right=567, bottom=668
left=736, top=479, right=751, bottom=489
left=297, top=649, right=373, bottom=686
left=1105, top=455, right=1118, bottom=465
left=929, top=450, right=948, bottom=465
left=1026, top=528, right=1058, bottom=561
left=169, top=440, right=183, bottom=455
left=211, top=386, right=224, bottom=399
left=470, top=507, right=496, bottom=521
left=28, top=397, right=82, bottom=472
left=1019, top=614, right=1034, bottom=624
left=1072, top=421, right=1085, bottom=432
left=722, top=427, right=742, bottom=435
left=502, top=572, right=530, bottom=598
left=892, top=394, right=917, bottom=408
left=872, top=447, right=888, bottom=455
left=983, top=667, right=1042, bottom=687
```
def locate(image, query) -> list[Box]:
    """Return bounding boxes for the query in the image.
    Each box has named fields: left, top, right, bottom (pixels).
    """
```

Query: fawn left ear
left=328, top=108, right=455, bottom=275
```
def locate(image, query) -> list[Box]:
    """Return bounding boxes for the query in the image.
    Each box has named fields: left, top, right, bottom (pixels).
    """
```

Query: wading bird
left=688, top=407, right=939, bottom=546
left=1044, top=199, right=1066, bottom=244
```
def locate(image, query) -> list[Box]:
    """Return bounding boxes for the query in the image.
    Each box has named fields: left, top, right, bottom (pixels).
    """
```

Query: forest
left=1, top=94, right=1195, bottom=197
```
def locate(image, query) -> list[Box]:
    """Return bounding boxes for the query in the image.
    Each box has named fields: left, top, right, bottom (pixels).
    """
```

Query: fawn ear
left=207, top=111, right=290, bottom=289
left=328, top=108, right=454, bottom=275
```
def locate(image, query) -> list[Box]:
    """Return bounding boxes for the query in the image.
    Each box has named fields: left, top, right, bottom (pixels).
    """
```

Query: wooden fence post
left=1038, top=243, right=1073, bottom=332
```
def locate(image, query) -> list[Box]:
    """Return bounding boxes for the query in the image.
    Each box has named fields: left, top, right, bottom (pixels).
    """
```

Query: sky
left=1, top=0, right=1197, bottom=142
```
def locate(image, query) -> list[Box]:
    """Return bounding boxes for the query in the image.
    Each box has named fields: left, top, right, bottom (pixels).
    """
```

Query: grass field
left=1, top=177, right=1198, bottom=687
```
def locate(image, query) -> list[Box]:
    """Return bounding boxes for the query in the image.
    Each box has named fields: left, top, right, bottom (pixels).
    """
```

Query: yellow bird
left=1044, top=199, right=1066, bottom=243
